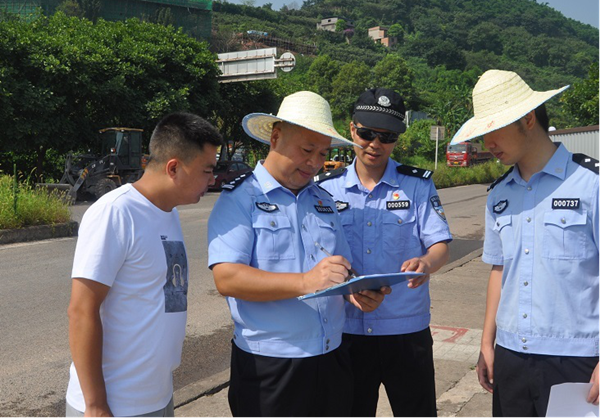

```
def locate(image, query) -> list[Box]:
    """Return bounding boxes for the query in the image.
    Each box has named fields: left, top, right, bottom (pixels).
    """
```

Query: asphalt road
left=0, top=183, right=489, bottom=417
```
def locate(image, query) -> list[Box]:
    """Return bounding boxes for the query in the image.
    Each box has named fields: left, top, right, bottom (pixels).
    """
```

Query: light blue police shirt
left=318, top=158, right=452, bottom=336
left=208, top=162, right=353, bottom=358
left=483, top=144, right=599, bottom=357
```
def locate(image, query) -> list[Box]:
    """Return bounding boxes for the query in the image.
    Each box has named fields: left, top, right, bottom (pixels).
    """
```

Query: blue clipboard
left=297, top=272, right=424, bottom=300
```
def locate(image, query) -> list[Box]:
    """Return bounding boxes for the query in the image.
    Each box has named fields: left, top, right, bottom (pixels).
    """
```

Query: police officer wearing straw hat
left=451, top=70, right=599, bottom=416
left=207, top=91, right=390, bottom=417
left=317, top=88, right=452, bottom=417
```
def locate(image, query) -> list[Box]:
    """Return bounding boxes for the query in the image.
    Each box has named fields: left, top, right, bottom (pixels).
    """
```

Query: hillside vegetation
left=212, top=0, right=598, bottom=162
left=0, top=0, right=597, bottom=181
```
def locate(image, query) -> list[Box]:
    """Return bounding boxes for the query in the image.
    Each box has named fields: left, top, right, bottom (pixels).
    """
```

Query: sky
left=227, top=0, right=600, bottom=29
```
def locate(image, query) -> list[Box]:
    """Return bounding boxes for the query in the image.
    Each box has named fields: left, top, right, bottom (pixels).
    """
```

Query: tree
left=387, top=23, right=404, bottom=42
left=305, top=55, right=341, bottom=98
left=561, top=62, right=599, bottom=127
left=80, top=0, right=101, bottom=22
left=330, top=61, right=371, bottom=122
left=0, top=13, right=220, bottom=179
left=371, top=54, right=418, bottom=109
left=56, top=0, right=84, bottom=18
left=335, top=18, right=346, bottom=33
left=467, top=22, right=502, bottom=54
left=215, top=81, right=278, bottom=163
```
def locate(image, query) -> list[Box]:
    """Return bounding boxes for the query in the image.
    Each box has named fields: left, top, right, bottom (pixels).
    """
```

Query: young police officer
left=317, top=88, right=452, bottom=416
left=450, top=69, right=599, bottom=416
left=207, top=91, right=389, bottom=417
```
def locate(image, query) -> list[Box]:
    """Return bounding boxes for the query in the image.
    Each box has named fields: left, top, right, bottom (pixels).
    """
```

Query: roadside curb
left=174, top=369, right=230, bottom=409
left=436, top=246, right=483, bottom=276
left=0, top=221, right=79, bottom=245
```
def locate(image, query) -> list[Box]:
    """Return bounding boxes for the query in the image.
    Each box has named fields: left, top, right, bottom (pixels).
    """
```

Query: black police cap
left=352, top=88, right=407, bottom=134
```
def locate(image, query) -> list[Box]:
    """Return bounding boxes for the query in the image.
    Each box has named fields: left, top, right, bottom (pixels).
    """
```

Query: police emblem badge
left=430, top=196, right=447, bottom=221
left=256, top=202, right=278, bottom=212
left=493, top=200, right=508, bottom=214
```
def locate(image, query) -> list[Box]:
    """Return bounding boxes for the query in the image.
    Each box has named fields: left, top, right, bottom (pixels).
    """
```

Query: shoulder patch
left=396, top=165, right=433, bottom=179
left=221, top=172, right=252, bottom=191
left=314, top=168, right=346, bottom=183
left=488, top=166, right=514, bottom=192
left=572, top=153, right=599, bottom=174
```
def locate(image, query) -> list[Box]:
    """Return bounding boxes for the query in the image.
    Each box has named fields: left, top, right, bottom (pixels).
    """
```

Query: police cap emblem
left=378, top=95, right=391, bottom=107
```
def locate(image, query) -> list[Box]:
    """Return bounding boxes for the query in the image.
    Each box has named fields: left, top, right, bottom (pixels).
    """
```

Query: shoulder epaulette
left=396, top=165, right=433, bottom=179
left=573, top=153, right=599, bottom=174
left=316, top=185, right=333, bottom=197
left=221, top=172, right=252, bottom=191
left=487, top=166, right=514, bottom=192
left=314, top=167, right=346, bottom=183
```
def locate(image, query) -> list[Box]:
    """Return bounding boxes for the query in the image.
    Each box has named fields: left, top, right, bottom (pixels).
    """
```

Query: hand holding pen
left=315, top=242, right=359, bottom=281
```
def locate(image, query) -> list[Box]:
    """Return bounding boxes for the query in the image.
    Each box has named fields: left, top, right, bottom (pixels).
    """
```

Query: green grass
left=396, top=157, right=510, bottom=189
left=0, top=175, right=71, bottom=230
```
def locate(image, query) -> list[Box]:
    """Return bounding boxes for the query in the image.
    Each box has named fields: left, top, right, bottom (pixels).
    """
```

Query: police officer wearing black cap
left=317, top=88, right=453, bottom=416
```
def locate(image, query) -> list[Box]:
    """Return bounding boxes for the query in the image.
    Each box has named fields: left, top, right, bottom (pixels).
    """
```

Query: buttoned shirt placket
left=517, top=175, right=537, bottom=352
left=296, top=186, right=340, bottom=353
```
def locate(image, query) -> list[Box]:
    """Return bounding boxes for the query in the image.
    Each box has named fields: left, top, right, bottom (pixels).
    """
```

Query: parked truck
left=446, top=140, right=493, bottom=167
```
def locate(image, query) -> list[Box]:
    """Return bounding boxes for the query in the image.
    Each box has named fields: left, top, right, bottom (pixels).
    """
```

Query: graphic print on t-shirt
left=162, top=240, right=188, bottom=313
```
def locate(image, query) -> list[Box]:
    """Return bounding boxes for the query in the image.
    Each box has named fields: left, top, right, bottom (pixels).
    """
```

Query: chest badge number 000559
left=387, top=200, right=410, bottom=210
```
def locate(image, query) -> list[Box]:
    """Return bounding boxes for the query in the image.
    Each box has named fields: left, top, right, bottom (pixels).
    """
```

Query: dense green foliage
left=0, top=175, right=70, bottom=229
left=0, top=0, right=598, bottom=187
left=0, top=12, right=220, bottom=179
left=561, top=62, right=600, bottom=126
left=214, top=0, right=599, bottom=137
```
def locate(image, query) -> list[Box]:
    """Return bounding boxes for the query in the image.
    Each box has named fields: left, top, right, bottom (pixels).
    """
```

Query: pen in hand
left=314, top=241, right=359, bottom=281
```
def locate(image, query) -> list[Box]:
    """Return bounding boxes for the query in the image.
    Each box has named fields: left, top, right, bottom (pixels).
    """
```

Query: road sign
left=276, top=52, right=295, bottom=72
left=217, top=48, right=296, bottom=83
left=430, top=125, right=446, bottom=141
left=430, top=126, right=445, bottom=170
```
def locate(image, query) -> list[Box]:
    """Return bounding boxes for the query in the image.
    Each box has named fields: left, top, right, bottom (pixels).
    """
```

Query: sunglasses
left=352, top=123, right=399, bottom=144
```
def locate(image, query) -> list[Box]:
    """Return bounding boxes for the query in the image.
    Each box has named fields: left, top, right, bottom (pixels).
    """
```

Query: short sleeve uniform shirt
left=208, top=162, right=352, bottom=358
left=318, top=158, right=452, bottom=336
left=483, top=144, right=599, bottom=357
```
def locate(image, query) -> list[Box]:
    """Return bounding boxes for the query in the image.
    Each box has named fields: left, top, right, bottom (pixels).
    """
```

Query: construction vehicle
left=446, top=140, right=493, bottom=167
left=40, top=128, right=146, bottom=201
left=322, top=148, right=354, bottom=173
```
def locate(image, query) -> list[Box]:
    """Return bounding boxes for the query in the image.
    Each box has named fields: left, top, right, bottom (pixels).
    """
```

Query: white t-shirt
left=66, top=184, right=188, bottom=416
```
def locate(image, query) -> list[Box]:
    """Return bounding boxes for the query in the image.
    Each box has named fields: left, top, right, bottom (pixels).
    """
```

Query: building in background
left=368, top=26, right=397, bottom=47
left=317, top=16, right=354, bottom=32
left=549, top=125, right=599, bottom=159
left=0, top=0, right=212, bottom=39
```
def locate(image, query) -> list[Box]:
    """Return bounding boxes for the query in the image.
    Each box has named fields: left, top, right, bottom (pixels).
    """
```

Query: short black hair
left=148, top=112, right=224, bottom=165
left=514, top=104, right=550, bottom=134
left=534, top=104, right=549, bottom=132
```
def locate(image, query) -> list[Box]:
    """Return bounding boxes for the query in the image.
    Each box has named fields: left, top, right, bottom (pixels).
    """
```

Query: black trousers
left=493, top=345, right=598, bottom=417
left=343, top=328, right=437, bottom=417
left=228, top=341, right=353, bottom=417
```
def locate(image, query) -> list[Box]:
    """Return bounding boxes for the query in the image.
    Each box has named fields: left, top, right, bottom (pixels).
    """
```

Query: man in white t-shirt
left=66, top=113, right=223, bottom=417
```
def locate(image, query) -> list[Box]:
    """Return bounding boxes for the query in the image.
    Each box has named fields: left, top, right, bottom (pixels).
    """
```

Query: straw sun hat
left=242, top=91, right=355, bottom=147
left=450, top=70, right=569, bottom=145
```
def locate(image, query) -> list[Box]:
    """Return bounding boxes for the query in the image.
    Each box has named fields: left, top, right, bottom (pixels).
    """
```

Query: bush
left=388, top=158, right=509, bottom=189
left=0, top=175, right=70, bottom=229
